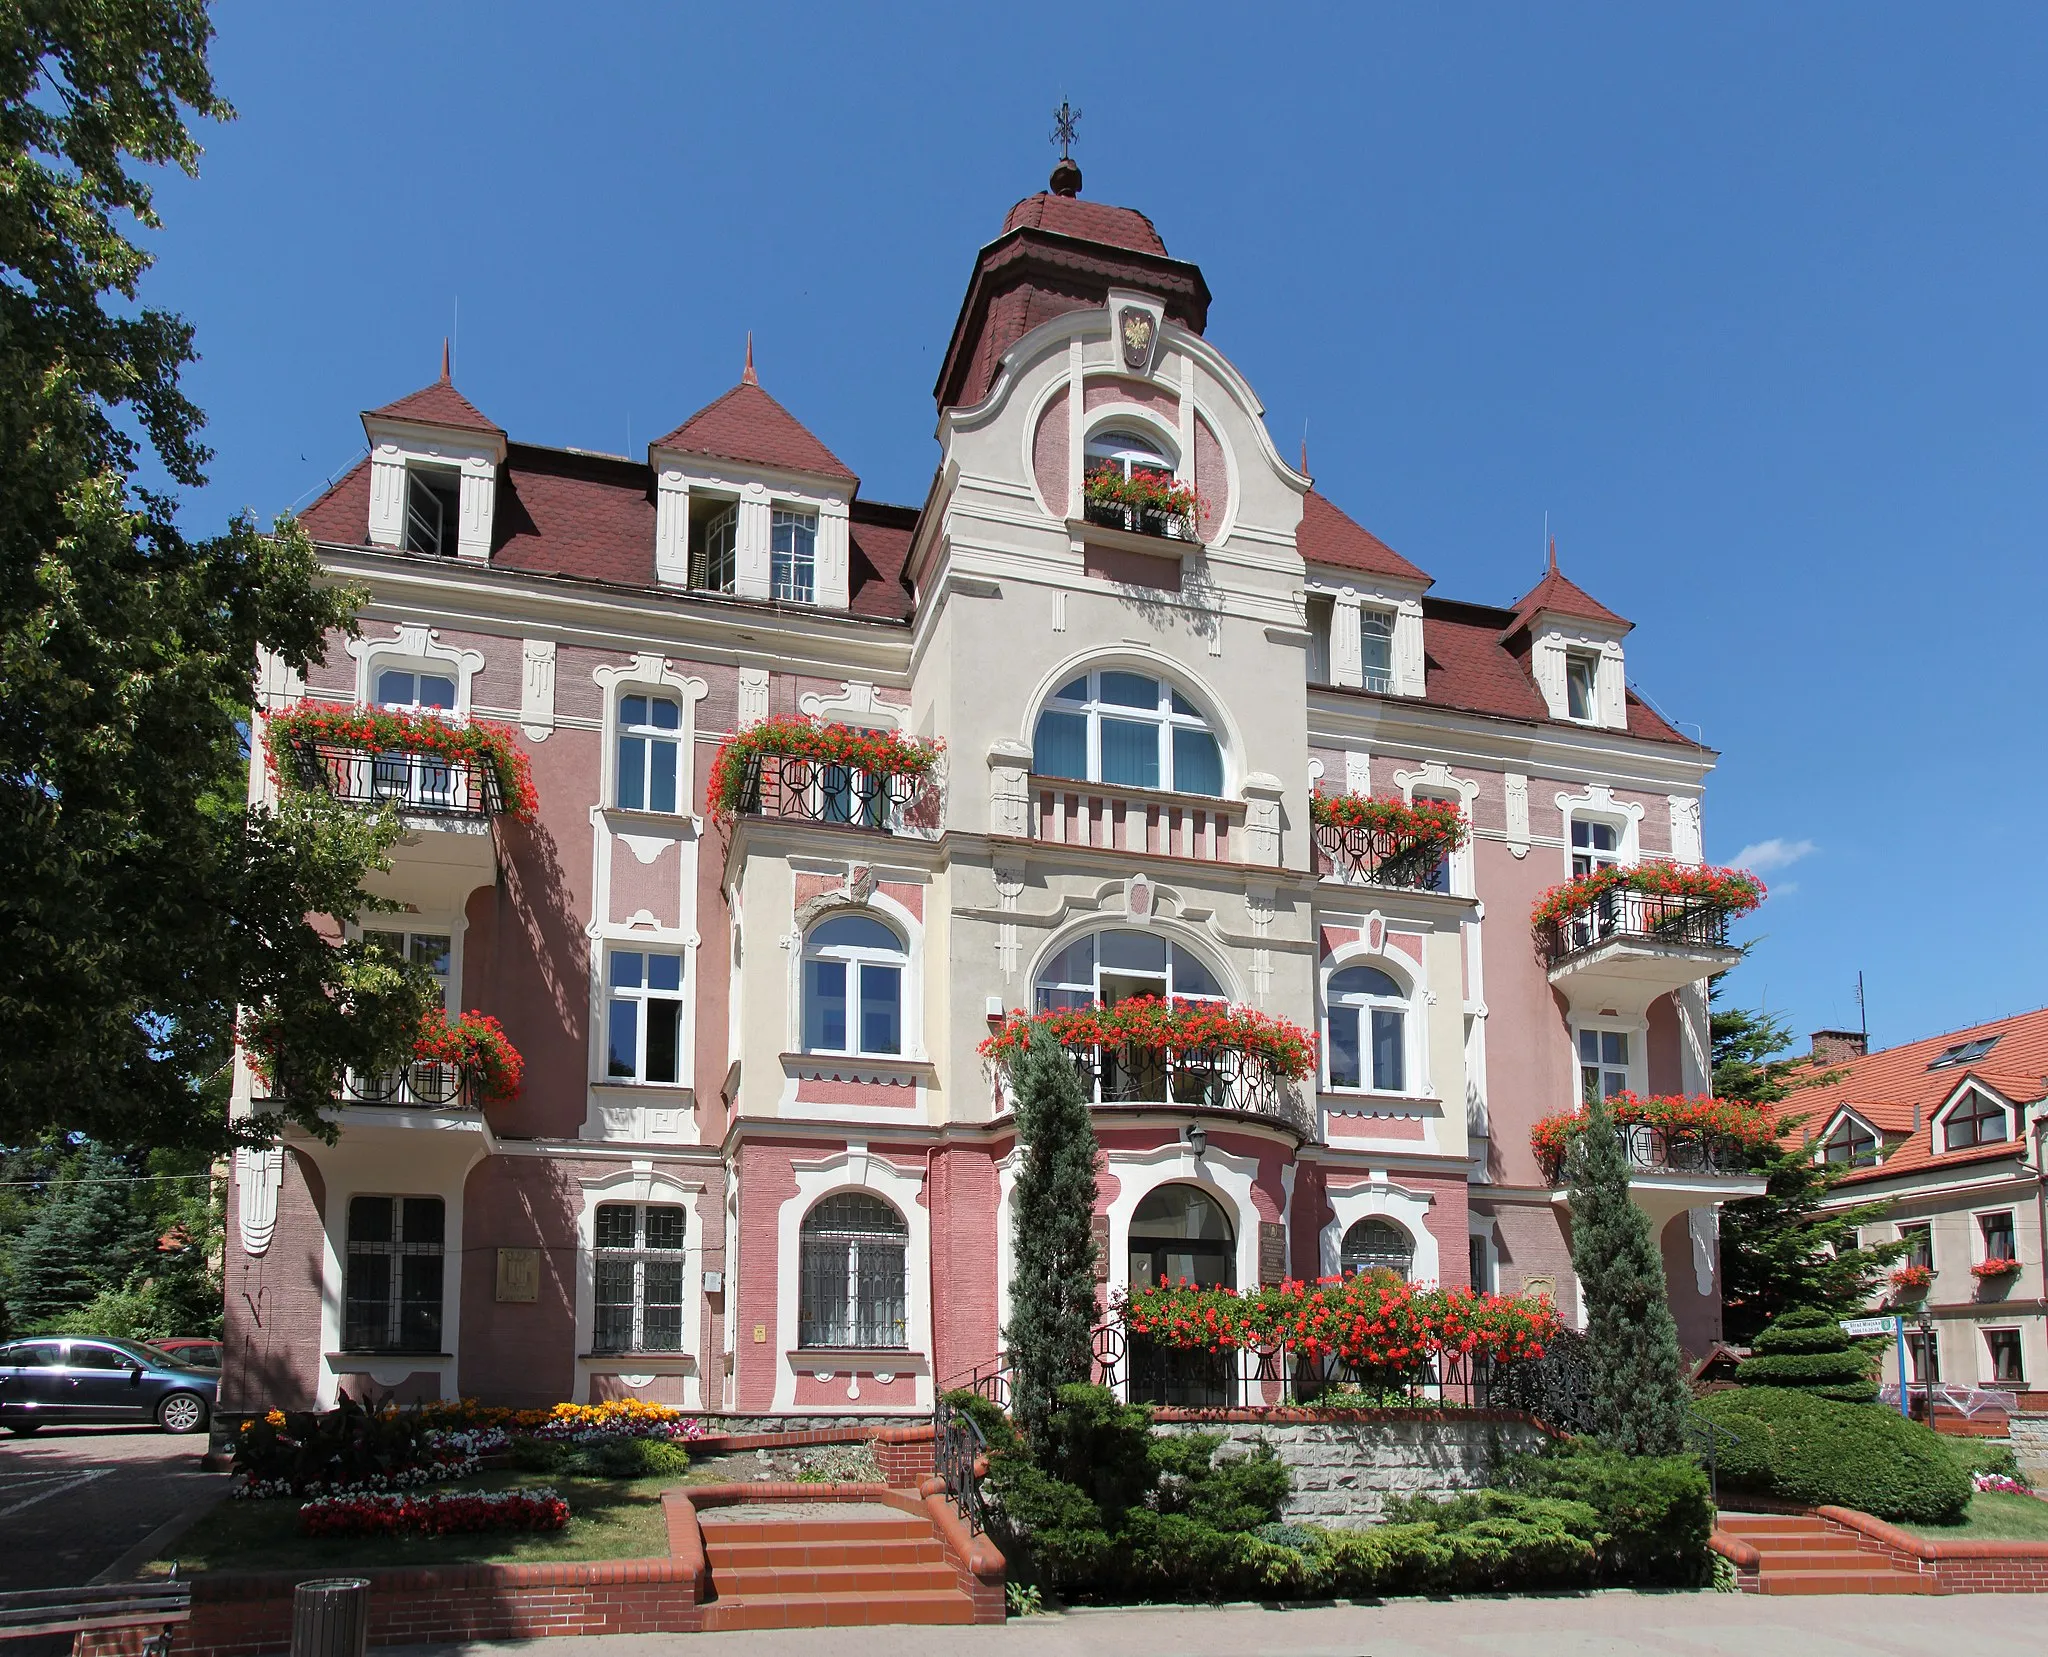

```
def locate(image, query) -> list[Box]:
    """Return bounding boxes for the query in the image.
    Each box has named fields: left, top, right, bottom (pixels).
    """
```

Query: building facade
left=1802, top=1014, right=2048, bottom=1409
left=222, top=167, right=1759, bottom=1421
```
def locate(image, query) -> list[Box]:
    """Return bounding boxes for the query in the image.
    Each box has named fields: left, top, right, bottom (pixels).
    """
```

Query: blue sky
left=151, top=4, right=2047, bottom=1055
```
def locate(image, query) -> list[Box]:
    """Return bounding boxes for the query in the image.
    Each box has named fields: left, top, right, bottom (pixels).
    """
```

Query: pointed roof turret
left=1504, top=541, right=1630, bottom=636
left=652, top=353, right=856, bottom=483
left=365, top=342, right=503, bottom=436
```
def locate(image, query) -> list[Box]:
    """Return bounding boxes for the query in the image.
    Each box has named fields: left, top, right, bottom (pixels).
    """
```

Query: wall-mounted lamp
left=1184, top=1122, right=1208, bottom=1159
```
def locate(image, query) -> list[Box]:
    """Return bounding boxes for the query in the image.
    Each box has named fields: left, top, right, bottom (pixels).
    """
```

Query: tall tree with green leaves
left=1710, top=983, right=1900, bottom=1344
left=0, top=2, right=435, bottom=1151
left=1568, top=1094, right=1690, bottom=1455
left=1005, top=1025, right=1101, bottom=1453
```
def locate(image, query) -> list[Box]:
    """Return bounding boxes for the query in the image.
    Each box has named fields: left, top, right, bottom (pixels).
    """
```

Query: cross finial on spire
left=1051, top=98, right=1081, bottom=161
left=440, top=338, right=451, bottom=383
left=742, top=331, right=757, bottom=386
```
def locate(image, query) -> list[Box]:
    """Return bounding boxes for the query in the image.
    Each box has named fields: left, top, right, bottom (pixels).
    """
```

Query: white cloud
left=1732, top=837, right=1817, bottom=874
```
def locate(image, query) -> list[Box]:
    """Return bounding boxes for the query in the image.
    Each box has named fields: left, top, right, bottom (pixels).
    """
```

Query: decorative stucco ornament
left=236, top=1146, right=285, bottom=1257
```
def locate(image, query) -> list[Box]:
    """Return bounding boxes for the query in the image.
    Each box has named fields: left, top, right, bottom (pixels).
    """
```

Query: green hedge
left=1735, top=1306, right=1877, bottom=1404
left=1500, top=1440, right=1714, bottom=1585
left=1696, top=1385, right=1970, bottom=1523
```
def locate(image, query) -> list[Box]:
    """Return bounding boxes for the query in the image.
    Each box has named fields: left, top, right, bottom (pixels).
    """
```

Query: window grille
left=344, top=1196, right=445, bottom=1353
left=798, top=1193, right=907, bottom=1349
left=593, top=1202, right=687, bottom=1353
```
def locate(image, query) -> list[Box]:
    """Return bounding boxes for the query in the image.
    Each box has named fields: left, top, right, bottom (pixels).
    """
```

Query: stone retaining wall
left=2008, top=1413, right=2048, bottom=1478
left=1151, top=1408, right=1553, bottom=1527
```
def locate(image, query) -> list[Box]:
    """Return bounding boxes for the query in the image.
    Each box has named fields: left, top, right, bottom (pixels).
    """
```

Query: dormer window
left=1821, top=1115, right=1880, bottom=1167
left=1942, top=1088, right=2009, bottom=1152
left=1565, top=651, right=1600, bottom=722
left=1361, top=608, right=1395, bottom=695
left=771, top=509, right=817, bottom=603
left=404, top=466, right=462, bottom=557
left=692, top=502, right=739, bottom=594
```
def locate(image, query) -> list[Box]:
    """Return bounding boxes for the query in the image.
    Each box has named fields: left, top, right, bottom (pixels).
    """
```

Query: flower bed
left=1971, top=1257, right=2023, bottom=1281
left=705, top=716, right=942, bottom=822
left=978, top=995, right=1317, bottom=1081
left=299, top=1486, right=570, bottom=1539
left=421, top=1396, right=709, bottom=1443
left=265, top=701, right=538, bottom=821
left=1119, top=1273, right=1558, bottom=1385
left=1891, top=1264, right=1933, bottom=1294
left=232, top=1405, right=511, bottom=1499
left=1084, top=463, right=1207, bottom=536
left=1530, top=862, right=1765, bottom=929
left=1529, top=1091, right=1777, bottom=1182
left=413, top=1009, right=524, bottom=1104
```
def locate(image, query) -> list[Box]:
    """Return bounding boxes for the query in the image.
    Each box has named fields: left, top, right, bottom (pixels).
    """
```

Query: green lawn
left=146, top=1471, right=677, bottom=1575
left=1898, top=1490, right=2048, bottom=1543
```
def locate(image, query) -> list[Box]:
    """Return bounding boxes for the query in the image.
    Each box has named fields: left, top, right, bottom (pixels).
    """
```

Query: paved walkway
left=0, top=1424, right=227, bottom=1591
left=387, top=1591, right=2044, bottom=1657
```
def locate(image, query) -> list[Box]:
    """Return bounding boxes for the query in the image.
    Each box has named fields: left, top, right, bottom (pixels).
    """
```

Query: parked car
left=151, top=1337, right=222, bottom=1369
left=0, top=1337, right=218, bottom=1434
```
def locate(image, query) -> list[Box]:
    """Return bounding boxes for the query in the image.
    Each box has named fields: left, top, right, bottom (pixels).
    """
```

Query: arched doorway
left=1127, top=1184, right=1236, bottom=1406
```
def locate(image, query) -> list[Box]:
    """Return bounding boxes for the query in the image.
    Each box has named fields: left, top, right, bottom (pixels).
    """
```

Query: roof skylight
left=1928, top=1034, right=2001, bottom=1070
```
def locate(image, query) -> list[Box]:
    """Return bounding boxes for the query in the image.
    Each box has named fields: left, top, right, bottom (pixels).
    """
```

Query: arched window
left=1128, top=1184, right=1235, bottom=1289
left=694, top=503, right=739, bottom=593
left=593, top=1201, right=686, bottom=1353
left=802, top=914, right=904, bottom=1056
left=1032, top=670, right=1224, bottom=797
left=1033, top=928, right=1224, bottom=1013
left=1943, top=1088, right=2009, bottom=1152
left=1341, top=1217, right=1414, bottom=1279
left=1084, top=426, right=1174, bottom=482
left=1820, top=1115, right=1879, bottom=1168
left=798, top=1193, right=906, bottom=1349
left=1325, top=963, right=1408, bottom=1094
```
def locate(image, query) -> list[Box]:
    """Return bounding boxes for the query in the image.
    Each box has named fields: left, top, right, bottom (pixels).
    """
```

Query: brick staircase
left=1717, top=1511, right=1932, bottom=1594
left=697, top=1506, right=978, bottom=1630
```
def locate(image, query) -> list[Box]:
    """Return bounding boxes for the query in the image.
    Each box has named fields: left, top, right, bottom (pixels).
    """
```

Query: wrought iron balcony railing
left=1618, top=1123, right=1755, bottom=1178
left=1537, top=887, right=1735, bottom=967
left=1083, top=498, right=1193, bottom=541
left=289, top=739, right=503, bottom=820
left=340, top=1061, right=479, bottom=1110
left=1065, top=1041, right=1313, bottom=1137
left=732, top=752, right=929, bottom=834
left=1312, top=822, right=1451, bottom=890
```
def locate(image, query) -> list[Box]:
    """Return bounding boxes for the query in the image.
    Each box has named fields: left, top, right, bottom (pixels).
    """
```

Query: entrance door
left=1127, top=1184, right=1237, bottom=1405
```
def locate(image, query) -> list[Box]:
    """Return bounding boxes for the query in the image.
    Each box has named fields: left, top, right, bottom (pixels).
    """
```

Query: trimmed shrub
left=1736, top=1305, right=1877, bottom=1403
left=1502, top=1440, right=1714, bottom=1585
left=1697, top=1385, right=1970, bottom=1523
left=585, top=1434, right=692, bottom=1479
left=506, top=1434, right=570, bottom=1473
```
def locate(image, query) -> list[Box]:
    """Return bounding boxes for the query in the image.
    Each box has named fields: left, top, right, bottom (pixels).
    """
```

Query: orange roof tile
left=1505, top=565, right=1630, bottom=636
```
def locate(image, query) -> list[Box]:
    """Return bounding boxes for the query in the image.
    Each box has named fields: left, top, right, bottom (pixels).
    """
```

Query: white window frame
left=591, top=1200, right=689, bottom=1355
left=615, top=691, right=684, bottom=815
left=1322, top=956, right=1416, bottom=1097
left=801, top=913, right=907, bottom=1058
left=1360, top=606, right=1395, bottom=695
left=797, top=1191, right=910, bottom=1351
left=403, top=463, right=463, bottom=557
left=1982, top=1326, right=2027, bottom=1387
left=360, top=926, right=454, bottom=1012
left=1564, top=649, right=1601, bottom=723
left=694, top=500, right=740, bottom=593
left=1573, top=1019, right=1642, bottom=1108
left=1976, top=1207, right=2019, bottom=1266
left=1031, top=668, right=1228, bottom=798
left=770, top=507, right=818, bottom=603
left=605, top=946, right=687, bottom=1085
left=1084, top=425, right=1178, bottom=481
left=1939, top=1086, right=2012, bottom=1153
left=1339, top=1215, right=1415, bottom=1278
left=1898, top=1220, right=1933, bottom=1272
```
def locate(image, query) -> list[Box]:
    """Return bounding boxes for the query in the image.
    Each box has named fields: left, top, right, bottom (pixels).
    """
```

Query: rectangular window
left=376, top=668, right=458, bottom=711
left=1328, top=1006, right=1361, bottom=1090
left=771, top=509, right=817, bottom=602
left=1579, top=1029, right=1629, bottom=1106
left=1907, top=1329, right=1939, bottom=1384
left=607, top=950, right=684, bottom=1083
left=363, top=930, right=453, bottom=1010
left=1569, top=818, right=1620, bottom=878
left=404, top=467, right=462, bottom=557
left=617, top=695, right=681, bottom=813
left=804, top=959, right=901, bottom=1056
left=593, top=1201, right=687, bottom=1354
left=1305, top=594, right=1333, bottom=684
left=1565, top=651, right=1599, bottom=721
left=1468, top=1234, right=1493, bottom=1293
left=1361, top=609, right=1395, bottom=694
left=1980, top=1211, right=2017, bottom=1263
left=1899, top=1222, right=1933, bottom=1271
left=1985, top=1328, right=2026, bottom=1386
left=1098, top=717, right=1161, bottom=788
left=343, top=1196, right=445, bottom=1353
left=1370, top=1008, right=1405, bottom=1091
left=1032, top=708, right=1088, bottom=780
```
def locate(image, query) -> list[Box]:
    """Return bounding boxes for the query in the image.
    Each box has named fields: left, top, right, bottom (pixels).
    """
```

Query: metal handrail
left=1063, top=1043, right=1315, bottom=1138
left=289, top=739, right=502, bottom=820
left=932, top=1391, right=991, bottom=1535
left=734, top=752, right=930, bottom=834
left=1312, top=822, right=1452, bottom=890
left=1538, top=887, right=1735, bottom=967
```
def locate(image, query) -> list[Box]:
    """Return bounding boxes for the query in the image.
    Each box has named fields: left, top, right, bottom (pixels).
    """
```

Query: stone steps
left=1718, top=1512, right=1932, bottom=1595
left=697, top=1505, right=977, bottom=1631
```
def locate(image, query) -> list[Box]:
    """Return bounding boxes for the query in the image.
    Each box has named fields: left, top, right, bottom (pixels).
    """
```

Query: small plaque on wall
left=1091, top=1213, right=1112, bottom=1283
left=1259, top=1222, right=1287, bottom=1287
left=496, top=1247, right=540, bottom=1303
left=1523, top=1274, right=1557, bottom=1304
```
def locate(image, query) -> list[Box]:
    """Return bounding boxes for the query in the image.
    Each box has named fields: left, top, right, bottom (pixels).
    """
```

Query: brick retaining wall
left=1814, top=1504, right=2048, bottom=1593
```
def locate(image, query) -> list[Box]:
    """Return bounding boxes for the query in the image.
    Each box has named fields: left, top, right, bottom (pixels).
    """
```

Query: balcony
left=340, top=1059, right=482, bottom=1111
left=1083, top=498, right=1193, bottom=542
left=1312, top=822, right=1448, bottom=890
left=1536, top=883, right=1750, bottom=1016
left=289, top=740, right=504, bottom=820
left=1069, top=1043, right=1312, bottom=1137
left=1031, top=776, right=1241, bottom=863
left=1535, top=1098, right=1772, bottom=1232
left=731, top=753, right=933, bottom=835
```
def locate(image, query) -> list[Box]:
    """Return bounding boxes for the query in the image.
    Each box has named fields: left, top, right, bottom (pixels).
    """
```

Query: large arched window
left=1034, top=928, right=1224, bottom=1013
left=798, top=1193, right=907, bottom=1349
left=802, top=914, right=904, bottom=1056
left=1341, top=1217, right=1414, bottom=1279
left=1128, top=1184, right=1235, bottom=1289
left=1325, top=962, right=1409, bottom=1094
left=1084, top=426, right=1175, bottom=483
left=1033, top=670, right=1224, bottom=797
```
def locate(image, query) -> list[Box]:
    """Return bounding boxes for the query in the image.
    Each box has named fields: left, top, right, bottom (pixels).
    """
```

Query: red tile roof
left=1505, top=566, right=1631, bottom=635
left=1783, top=1004, right=2048, bottom=1186
left=1297, top=490, right=1430, bottom=585
left=652, top=381, right=856, bottom=482
left=1001, top=192, right=1168, bottom=255
left=366, top=377, right=502, bottom=435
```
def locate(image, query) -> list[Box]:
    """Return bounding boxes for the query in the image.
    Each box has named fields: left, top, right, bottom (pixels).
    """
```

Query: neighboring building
left=221, top=162, right=1762, bottom=1422
left=1798, top=1011, right=2048, bottom=1408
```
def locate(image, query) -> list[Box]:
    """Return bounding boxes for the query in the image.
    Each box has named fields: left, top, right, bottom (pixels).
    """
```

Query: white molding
left=1554, top=783, right=1645, bottom=872
left=797, top=681, right=905, bottom=731
left=1319, top=1174, right=1440, bottom=1285
left=1103, top=1143, right=1264, bottom=1313
left=347, top=622, right=485, bottom=716
left=570, top=1165, right=710, bottom=1408
left=520, top=639, right=557, bottom=740
left=363, top=421, right=504, bottom=562
left=235, top=1147, right=284, bottom=1257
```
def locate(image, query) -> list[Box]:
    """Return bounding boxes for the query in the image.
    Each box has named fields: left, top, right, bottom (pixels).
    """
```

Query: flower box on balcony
left=1970, top=1257, right=2022, bottom=1281
left=1532, top=862, right=1764, bottom=964
left=1890, top=1264, right=1933, bottom=1295
left=265, top=702, right=538, bottom=822
left=247, top=1008, right=524, bottom=1111
left=708, top=716, right=941, bottom=831
left=1529, top=1091, right=1777, bottom=1184
left=1310, top=792, right=1466, bottom=889
left=1082, top=465, right=1206, bottom=542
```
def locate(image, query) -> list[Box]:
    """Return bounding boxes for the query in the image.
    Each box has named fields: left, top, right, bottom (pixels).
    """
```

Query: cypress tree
left=1568, top=1094, right=1690, bottom=1455
left=1005, top=1023, right=1101, bottom=1454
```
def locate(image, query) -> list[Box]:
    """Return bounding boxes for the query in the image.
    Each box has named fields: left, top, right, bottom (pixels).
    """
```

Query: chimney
left=1811, top=1029, right=1869, bottom=1065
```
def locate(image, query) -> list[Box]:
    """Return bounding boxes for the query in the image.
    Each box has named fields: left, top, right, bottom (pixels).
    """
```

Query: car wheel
left=157, top=1393, right=207, bottom=1435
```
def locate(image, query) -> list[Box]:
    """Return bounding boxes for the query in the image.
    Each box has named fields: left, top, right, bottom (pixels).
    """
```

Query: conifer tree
left=1736, top=1304, right=1879, bottom=1403
left=1005, top=1024, right=1100, bottom=1453
left=1568, top=1094, right=1690, bottom=1455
